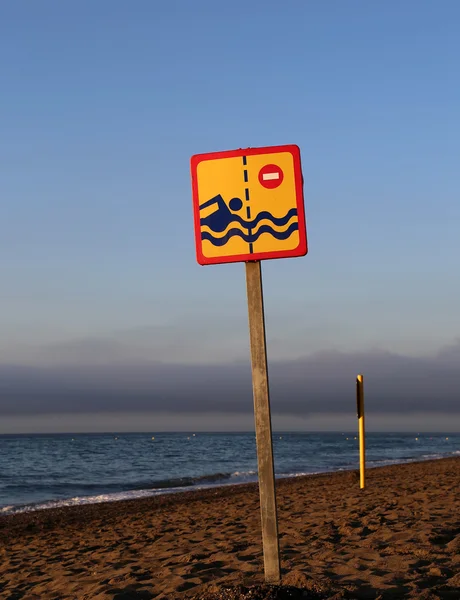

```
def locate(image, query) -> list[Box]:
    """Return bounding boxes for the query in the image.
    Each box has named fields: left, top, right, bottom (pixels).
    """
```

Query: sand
left=0, top=457, right=459, bottom=599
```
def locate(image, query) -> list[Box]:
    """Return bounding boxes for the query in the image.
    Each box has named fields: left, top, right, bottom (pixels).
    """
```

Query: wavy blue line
left=201, top=222, right=299, bottom=247
left=200, top=208, right=297, bottom=230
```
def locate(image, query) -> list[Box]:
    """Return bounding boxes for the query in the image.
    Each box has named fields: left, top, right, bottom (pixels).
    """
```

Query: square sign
left=191, top=144, right=307, bottom=265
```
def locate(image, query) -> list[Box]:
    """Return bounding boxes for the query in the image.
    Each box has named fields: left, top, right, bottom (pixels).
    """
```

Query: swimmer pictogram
left=199, top=194, right=298, bottom=246
left=191, top=145, right=307, bottom=266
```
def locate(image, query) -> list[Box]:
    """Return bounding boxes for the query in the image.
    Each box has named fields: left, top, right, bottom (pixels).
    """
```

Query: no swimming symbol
left=191, top=145, right=307, bottom=265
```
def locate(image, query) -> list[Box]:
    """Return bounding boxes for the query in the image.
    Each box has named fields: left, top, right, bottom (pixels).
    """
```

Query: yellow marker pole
left=245, top=260, right=280, bottom=584
left=356, top=374, right=365, bottom=489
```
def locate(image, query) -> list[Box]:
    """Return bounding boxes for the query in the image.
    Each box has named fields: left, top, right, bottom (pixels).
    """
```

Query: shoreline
left=1, top=457, right=459, bottom=598
left=1, top=451, right=457, bottom=519
left=0, top=457, right=457, bottom=531
left=0, top=464, right=352, bottom=536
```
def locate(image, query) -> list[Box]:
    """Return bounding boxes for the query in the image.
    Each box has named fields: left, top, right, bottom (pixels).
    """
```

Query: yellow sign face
left=191, top=145, right=307, bottom=265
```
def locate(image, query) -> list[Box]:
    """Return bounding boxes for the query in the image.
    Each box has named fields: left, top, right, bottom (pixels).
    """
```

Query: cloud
left=1, top=411, right=459, bottom=434
left=0, top=314, right=345, bottom=367
left=1, top=340, right=459, bottom=416
left=1, top=319, right=251, bottom=366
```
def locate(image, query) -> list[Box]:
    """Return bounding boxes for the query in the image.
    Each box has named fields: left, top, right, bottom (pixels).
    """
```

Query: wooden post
left=245, top=260, right=281, bottom=584
left=356, top=374, right=366, bottom=489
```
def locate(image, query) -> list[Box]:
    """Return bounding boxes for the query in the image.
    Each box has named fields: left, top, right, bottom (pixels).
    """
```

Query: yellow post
left=356, top=374, right=365, bottom=489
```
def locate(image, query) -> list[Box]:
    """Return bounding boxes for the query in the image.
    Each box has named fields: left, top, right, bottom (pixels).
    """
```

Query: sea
left=0, top=432, right=458, bottom=516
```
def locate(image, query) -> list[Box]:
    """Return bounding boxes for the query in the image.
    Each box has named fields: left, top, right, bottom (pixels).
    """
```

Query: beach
left=0, top=457, right=459, bottom=599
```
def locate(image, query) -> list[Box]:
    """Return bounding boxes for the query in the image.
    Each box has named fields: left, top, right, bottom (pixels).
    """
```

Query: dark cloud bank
left=1, top=342, right=460, bottom=417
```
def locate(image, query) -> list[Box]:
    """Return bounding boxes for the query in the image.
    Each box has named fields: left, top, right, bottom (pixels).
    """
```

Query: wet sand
left=0, top=457, right=459, bottom=599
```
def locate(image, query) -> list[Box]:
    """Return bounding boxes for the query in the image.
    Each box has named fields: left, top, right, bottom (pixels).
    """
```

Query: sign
left=191, top=144, right=307, bottom=265
left=189, top=143, right=309, bottom=584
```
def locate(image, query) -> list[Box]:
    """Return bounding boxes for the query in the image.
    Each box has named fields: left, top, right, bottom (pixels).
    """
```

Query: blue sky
left=1, top=1, right=460, bottom=431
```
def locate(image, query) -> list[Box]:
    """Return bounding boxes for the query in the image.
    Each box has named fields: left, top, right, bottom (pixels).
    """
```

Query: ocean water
left=0, top=432, right=458, bottom=515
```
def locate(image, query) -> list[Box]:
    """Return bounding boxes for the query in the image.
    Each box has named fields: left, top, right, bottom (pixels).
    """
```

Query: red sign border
left=191, top=144, right=307, bottom=266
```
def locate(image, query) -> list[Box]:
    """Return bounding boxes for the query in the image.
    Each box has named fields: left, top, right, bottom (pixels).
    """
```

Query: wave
left=200, top=208, right=297, bottom=231
left=202, top=222, right=299, bottom=246
left=3, top=472, right=245, bottom=495
left=1, top=451, right=457, bottom=517
left=0, top=470, right=259, bottom=516
left=201, top=214, right=297, bottom=239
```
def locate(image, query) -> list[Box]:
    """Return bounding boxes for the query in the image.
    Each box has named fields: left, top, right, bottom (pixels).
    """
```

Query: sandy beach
left=0, top=457, right=459, bottom=599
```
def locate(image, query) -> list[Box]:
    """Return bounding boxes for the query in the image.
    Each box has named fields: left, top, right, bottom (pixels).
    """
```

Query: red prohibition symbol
left=258, top=164, right=284, bottom=189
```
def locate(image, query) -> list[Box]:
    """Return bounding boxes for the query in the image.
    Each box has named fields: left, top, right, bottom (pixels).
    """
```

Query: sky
left=1, top=1, right=460, bottom=433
